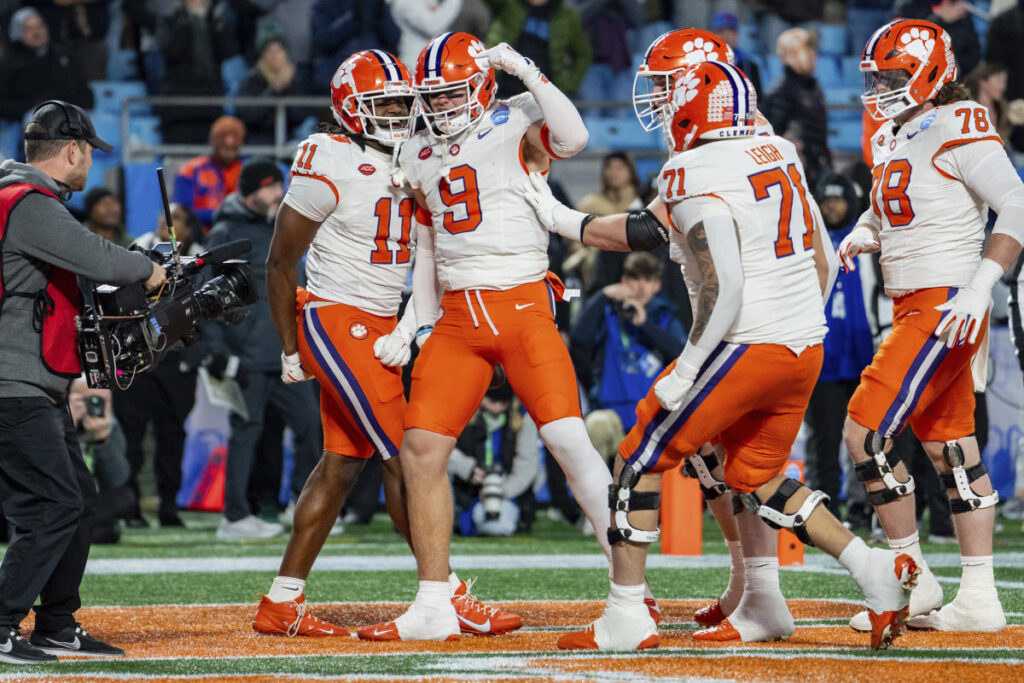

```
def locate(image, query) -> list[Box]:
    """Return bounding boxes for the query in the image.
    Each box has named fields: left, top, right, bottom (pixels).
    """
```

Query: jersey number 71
left=748, top=164, right=815, bottom=258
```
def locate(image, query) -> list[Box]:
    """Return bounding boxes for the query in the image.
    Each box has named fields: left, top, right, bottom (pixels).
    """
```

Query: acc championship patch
left=358, top=163, right=375, bottom=176
left=419, top=147, right=433, bottom=160
left=491, top=105, right=510, bottom=126
left=349, top=323, right=369, bottom=340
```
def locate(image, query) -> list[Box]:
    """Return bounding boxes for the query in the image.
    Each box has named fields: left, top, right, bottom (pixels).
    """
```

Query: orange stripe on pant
left=848, top=286, right=982, bottom=442
left=405, top=277, right=581, bottom=438
left=295, top=289, right=405, bottom=459
left=618, top=342, right=823, bottom=492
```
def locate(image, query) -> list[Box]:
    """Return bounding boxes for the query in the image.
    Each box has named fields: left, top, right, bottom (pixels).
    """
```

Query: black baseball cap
left=24, top=100, right=113, bottom=153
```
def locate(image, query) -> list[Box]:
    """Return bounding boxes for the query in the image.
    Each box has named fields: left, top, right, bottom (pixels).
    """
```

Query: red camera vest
left=0, top=182, right=82, bottom=377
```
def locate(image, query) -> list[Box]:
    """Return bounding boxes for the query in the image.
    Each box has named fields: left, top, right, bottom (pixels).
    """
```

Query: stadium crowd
left=0, top=0, right=1021, bottom=549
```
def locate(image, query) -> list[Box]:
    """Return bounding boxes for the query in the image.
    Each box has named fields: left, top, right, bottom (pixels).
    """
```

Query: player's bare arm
left=809, top=203, right=839, bottom=299
left=267, top=203, right=320, bottom=355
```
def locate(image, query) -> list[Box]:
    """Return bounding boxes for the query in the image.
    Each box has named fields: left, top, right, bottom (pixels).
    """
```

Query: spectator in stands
left=449, top=382, right=539, bottom=537
left=310, top=0, right=400, bottom=90
left=846, top=0, right=891, bottom=57
left=391, top=0, right=462, bottom=69
left=34, top=0, right=112, bottom=82
left=986, top=2, right=1024, bottom=152
left=204, top=158, right=321, bottom=540
left=893, top=0, right=979, bottom=77
left=253, top=1, right=316, bottom=77
left=173, top=115, right=246, bottom=231
left=575, top=0, right=645, bottom=116
left=237, top=34, right=315, bottom=145
left=762, top=27, right=831, bottom=188
left=157, top=0, right=240, bottom=144
left=570, top=252, right=685, bottom=433
left=486, top=0, right=591, bottom=98
left=966, top=61, right=1012, bottom=144
left=132, top=202, right=205, bottom=255
left=752, top=0, right=824, bottom=55
left=711, top=9, right=762, bottom=96
left=82, top=188, right=132, bottom=247
left=0, top=7, right=94, bottom=123
left=804, top=172, right=874, bottom=520
left=68, top=378, right=134, bottom=545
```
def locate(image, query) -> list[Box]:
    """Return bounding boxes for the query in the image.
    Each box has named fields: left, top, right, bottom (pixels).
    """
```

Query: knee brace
left=682, top=450, right=729, bottom=500
left=854, top=430, right=915, bottom=505
left=607, top=463, right=660, bottom=545
left=736, top=478, right=829, bottom=547
left=938, top=439, right=999, bottom=513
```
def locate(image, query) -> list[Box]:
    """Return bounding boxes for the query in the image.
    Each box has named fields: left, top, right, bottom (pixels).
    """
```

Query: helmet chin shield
left=861, top=67, right=916, bottom=121
left=416, top=73, right=487, bottom=136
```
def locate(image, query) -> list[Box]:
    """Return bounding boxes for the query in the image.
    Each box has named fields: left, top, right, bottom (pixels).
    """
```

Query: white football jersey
left=868, top=101, right=998, bottom=294
left=661, top=134, right=826, bottom=348
left=283, top=132, right=416, bottom=317
left=399, top=93, right=549, bottom=292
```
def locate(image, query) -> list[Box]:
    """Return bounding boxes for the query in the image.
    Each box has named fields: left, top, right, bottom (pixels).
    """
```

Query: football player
left=356, top=32, right=658, bottom=642
left=839, top=18, right=1023, bottom=632
left=521, top=29, right=788, bottom=634
left=255, top=49, right=518, bottom=638
left=556, top=59, right=920, bottom=651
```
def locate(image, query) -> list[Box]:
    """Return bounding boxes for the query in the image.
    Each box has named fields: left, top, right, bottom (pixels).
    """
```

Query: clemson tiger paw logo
left=899, top=27, right=935, bottom=61
left=673, top=73, right=702, bottom=106
left=349, top=323, right=368, bottom=340
left=682, top=37, right=722, bottom=64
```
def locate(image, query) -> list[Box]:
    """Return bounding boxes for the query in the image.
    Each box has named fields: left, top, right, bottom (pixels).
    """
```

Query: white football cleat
left=357, top=601, right=459, bottom=642
left=558, top=604, right=658, bottom=650
left=850, top=549, right=919, bottom=650
left=906, top=589, right=1006, bottom=632
left=850, top=559, right=942, bottom=632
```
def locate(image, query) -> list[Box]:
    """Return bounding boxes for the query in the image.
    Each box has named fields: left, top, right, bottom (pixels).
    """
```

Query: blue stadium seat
left=124, top=162, right=164, bottom=237
left=762, top=56, right=783, bottom=89
left=89, top=80, right=148, bottom=117
left=842, top=56, right=863, bottom=88
left=583, top=116, right=661, bottom=151
left=828, top=110, right=863, bottom=154
left=0, top=119, right=21, bottom=161
left=824, top=86, right=862, bottom=107
left=107, top=49, right=140, bottom=81
left=129, top=115, right=163, bottom=148
left=814, top=56, right=843, bottom=89
left=738, top=22, right=759, bottom=56
left=817, top=24, right=849, bottom=57
left=89, top=112, right=122, bottom=155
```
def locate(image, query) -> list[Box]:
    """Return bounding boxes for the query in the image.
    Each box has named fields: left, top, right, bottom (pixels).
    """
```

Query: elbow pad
left=625, top=209, right=669, bottom=251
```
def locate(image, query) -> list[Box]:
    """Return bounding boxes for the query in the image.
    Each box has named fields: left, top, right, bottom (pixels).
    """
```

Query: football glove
left=519, top=172, right=590, bottom=241
left=281, top=352, right=312, bottom=384
left=654, top=356, right=702, bottom=412
left=475, top=43, right=542, bottom=88
left=933, top=258, right=1001, bottom=348
left=374, top=329, right=413, bottom=367
left=837, top=225, right=880, bottom=273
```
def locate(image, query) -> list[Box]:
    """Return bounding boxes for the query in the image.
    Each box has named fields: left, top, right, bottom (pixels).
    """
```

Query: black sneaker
left=0, top=627, right=57, bottom=664
left=29, top=624, right=125, bottom=657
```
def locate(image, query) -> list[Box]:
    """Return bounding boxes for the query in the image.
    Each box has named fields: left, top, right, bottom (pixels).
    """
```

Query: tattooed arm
left=654, top=196, right=744, bottom=411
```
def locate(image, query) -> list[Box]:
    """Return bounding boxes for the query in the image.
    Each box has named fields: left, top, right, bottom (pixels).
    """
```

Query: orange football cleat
left=644, top=597, right=661, bottom=625
left=557, top=623, right=659, bottom=650
left=868, top=553, right=920, bottom=650
left=357, top=621, right=401, bottom=641
left=452, top=579, right=522, bottom=636
left=693, top=599, right=726, bottom=627
left=252, top=595, right=349, bottom=637
left=693, top=618, right=742, bottom=642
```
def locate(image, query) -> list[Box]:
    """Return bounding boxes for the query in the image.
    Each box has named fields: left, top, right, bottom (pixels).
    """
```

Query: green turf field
left=0, top=509, right=1022, bottom=681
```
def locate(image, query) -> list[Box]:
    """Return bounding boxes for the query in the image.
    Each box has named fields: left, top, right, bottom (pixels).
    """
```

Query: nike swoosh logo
left=372, top=628, right=395, bottom=637
left=457, top=614, right=490, bottom=632
left=514, top=303, right=534, bottom=310
left=282, top=586, right=300, bottom=591
left=45, top=636, right=80, bottom=650
left=317, top=627, right=334, bottom=634
left=907, top=130, right=919, bottom=139
left=0, top=640, right=12, bottom=653
left=477, top=128, right=493, bottom=139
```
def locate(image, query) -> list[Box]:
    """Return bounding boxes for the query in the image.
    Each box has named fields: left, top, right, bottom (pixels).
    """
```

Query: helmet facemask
left=861, top=67, right=917, bottom=121
left=633, top=71, right=676, bottom=132
left=416, top=72, right=488, bottom=136
left=336, top=82, right=414, bottom=145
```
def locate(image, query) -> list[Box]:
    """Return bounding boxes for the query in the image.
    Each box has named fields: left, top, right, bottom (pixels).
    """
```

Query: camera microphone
left=181, top=239, right=252, bottom=274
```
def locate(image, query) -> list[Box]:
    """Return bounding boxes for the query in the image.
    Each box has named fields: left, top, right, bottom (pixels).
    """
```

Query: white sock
left=448, top=572, right=461, bottom=597
left=838, top=536, right=871, bottom=582
left=267, top=576, right=305, bottom=603
left=721, top=540, right=745, bottom=613
left=540, top=418, right=614, bottom=560
left=888, top=531, right=925, bottom=564
left=606, top=582, right=648, bottom=620
left=643, top=581, right=655, bottom=602
left=959, top=555, right=995, bottom=594
left=728, top=557, right=791, bottom=640
left=414, top=580, right=451, bottom=612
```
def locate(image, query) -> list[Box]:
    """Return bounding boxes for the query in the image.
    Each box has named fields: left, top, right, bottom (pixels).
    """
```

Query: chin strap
left=607, top=463, right=660, bottom=545
left=939, top=439, right=999, bottom=513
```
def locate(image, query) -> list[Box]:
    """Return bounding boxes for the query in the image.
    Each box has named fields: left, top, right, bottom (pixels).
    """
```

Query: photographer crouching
left=0, top=101, right=165, bottom=664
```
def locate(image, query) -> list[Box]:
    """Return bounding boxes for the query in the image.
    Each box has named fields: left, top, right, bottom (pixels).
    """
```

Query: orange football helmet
left=860, top=18, right=956, bottom=121
left=634, top=29, right=736, bottom=132
left=661, top=60, right=756, bottom=153
left=331, top=50, right=414, bottom=144
left=414, top=32, right=495, bottom=136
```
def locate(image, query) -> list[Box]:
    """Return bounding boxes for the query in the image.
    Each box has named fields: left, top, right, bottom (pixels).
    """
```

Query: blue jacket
left=310, top=0, right=400, bottom=89
left=821, top=224, right=875, bottom=382
left=570, top=291, right=685, bottom=430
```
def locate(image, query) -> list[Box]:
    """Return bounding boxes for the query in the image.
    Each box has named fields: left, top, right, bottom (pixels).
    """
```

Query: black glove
left=204, top=353, right=229, bottom=381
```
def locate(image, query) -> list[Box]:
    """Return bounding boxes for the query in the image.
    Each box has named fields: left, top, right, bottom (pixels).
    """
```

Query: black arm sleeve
left=625, top=209, right=669, bottom=251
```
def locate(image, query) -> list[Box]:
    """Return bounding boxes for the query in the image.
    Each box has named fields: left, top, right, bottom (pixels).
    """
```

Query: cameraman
left=0, top=101, right=165, bottom=663
left=570, top=252, right=685, bottom=432
left=448, top=383, right=539, bottom=537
